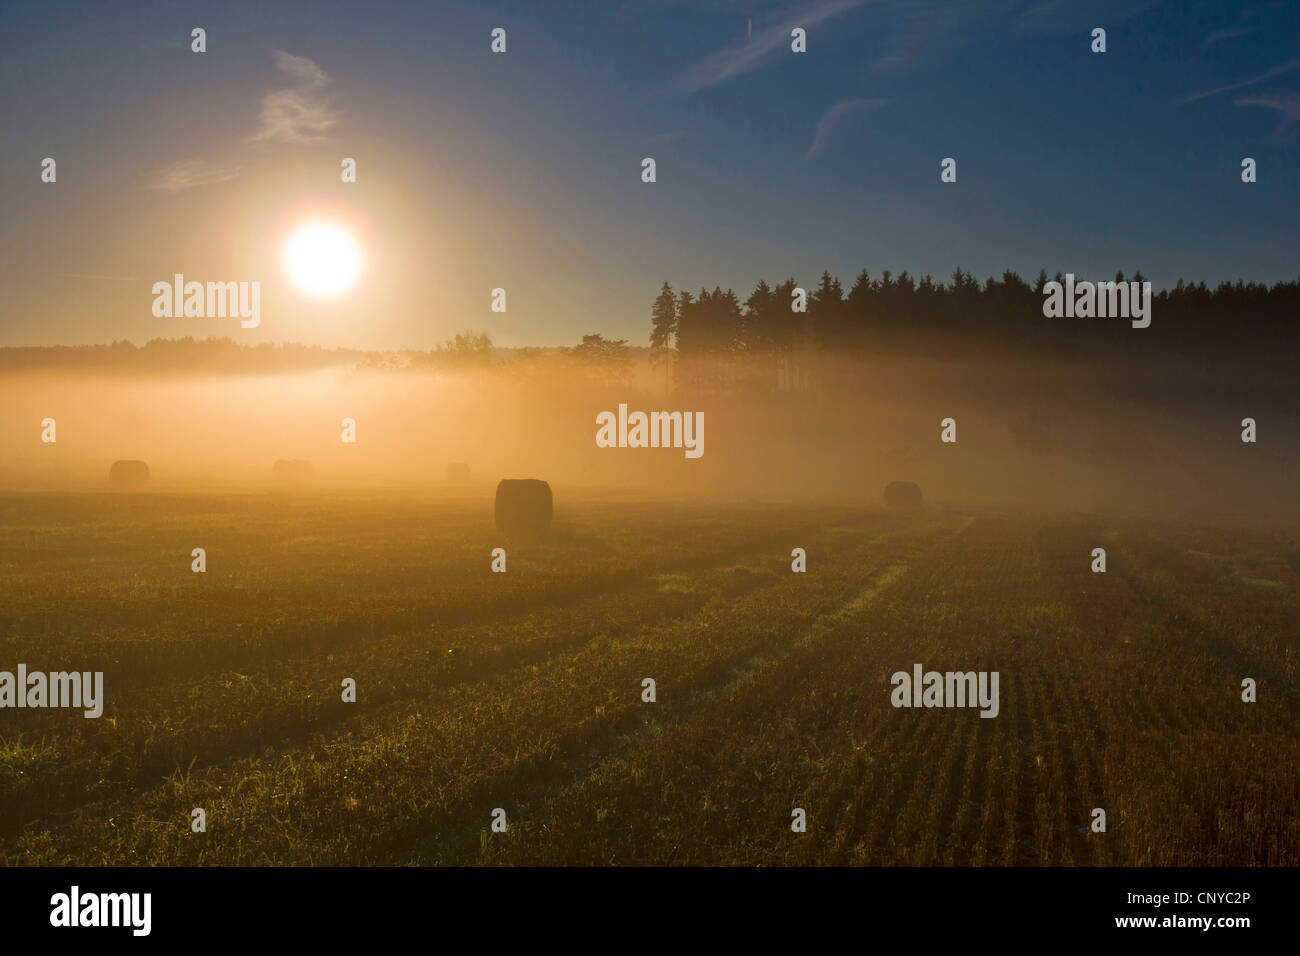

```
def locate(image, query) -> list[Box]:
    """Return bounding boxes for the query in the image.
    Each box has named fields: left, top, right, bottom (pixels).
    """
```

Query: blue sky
left=1, top=0, right=1297, bottom=348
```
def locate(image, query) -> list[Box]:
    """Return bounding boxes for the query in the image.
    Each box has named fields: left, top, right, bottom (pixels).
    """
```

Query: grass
left=0, top=492, right=1296, bottom=865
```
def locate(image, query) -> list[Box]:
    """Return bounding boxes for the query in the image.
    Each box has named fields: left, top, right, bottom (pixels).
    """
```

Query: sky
left=1, top=0, right=1298, bottom=350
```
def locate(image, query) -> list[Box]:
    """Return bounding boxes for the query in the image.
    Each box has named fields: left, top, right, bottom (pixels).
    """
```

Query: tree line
left=648, top=268, right=1300, bottom=361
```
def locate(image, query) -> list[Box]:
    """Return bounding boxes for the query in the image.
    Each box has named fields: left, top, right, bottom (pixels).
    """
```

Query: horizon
left=0, top=261, right=1295, bottom=353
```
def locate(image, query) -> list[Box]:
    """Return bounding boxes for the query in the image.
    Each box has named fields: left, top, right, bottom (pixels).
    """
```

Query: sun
left=284, top=222, right=362, bottom=297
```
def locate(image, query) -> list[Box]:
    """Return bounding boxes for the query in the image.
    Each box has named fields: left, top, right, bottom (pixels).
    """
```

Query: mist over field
left=1, top=351, right=1295, bottom=527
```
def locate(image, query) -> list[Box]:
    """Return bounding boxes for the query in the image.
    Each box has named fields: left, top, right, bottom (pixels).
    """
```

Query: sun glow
left=284, top=222, right=362, bottom=297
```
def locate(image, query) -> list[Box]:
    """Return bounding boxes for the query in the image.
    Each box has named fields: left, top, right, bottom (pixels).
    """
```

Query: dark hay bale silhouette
left=883, top=481, right=923, bottom=511
left=446, top=462, right=472, bottom=482
left=272, top=459, right=316, bottom=483
left=109, top=459, right=150, bottom=490
left=494, top=479, right=552, bottom=538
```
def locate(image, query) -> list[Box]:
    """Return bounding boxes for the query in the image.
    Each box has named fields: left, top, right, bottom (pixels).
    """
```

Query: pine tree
left=649, top=281, right=677, bottom=352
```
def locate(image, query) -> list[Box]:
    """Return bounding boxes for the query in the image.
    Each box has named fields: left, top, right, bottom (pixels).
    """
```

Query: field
left=1, top=490, right=1297, bottom=865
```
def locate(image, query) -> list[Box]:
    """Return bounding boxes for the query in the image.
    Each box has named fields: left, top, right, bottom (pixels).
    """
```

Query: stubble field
left=1, top=491, right=1296, bottom=865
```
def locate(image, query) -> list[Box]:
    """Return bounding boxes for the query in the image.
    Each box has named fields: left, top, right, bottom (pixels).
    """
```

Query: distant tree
left=742, top=279, right=776, bottom=351
left=674, top=289, right=695, bottom=349
left=572, top=333, right=631, bottom=365
left=845, top=269, right=873, bottom=345
left=647, top=282, right=677, bottom=393
left=809, top=271, right=845, bottom=347
left=438, top=331, right=494, bottom=365
left=649, top=282, right=677, bottom=353
left=713, top=287, right=744, bottom=352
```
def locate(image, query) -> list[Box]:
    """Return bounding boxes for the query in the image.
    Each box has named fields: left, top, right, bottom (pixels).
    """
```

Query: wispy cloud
left=248, top=50, right=338, bottom=145
left=1236, top=93, right=1300, bottom=138
left=147, top=158, right=242, bottom=193
left=681, top=0, right=867, bottom=91
left=1182, top=57, right=1300, bottom=103
left=1196, top=21, right=1248, bottom=50
left=806, top=97, right=887, bottom=158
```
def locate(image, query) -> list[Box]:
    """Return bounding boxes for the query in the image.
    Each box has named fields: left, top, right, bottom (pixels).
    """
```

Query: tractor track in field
left=389, top=513, right=976, bottom=865
left=1114, top=541, right=1300, bottom=708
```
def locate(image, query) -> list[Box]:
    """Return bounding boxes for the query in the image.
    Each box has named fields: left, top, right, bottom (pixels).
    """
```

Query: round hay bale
left=272, top=459, right=316, bottom=483
left=494, top=479, right=552, bottom=538
left=446, top=462, right=472, bottom=482
left=883, top=480, right=923, bottom=511
left=109, top=459, right=150, bottom=490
